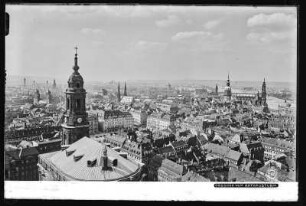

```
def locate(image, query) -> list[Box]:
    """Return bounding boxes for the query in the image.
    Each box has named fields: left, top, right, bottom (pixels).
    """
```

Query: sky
left=5, top=5, right=297, bottom=83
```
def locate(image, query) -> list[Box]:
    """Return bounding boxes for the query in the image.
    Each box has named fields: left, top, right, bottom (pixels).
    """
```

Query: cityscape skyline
left=6, top=5, right=297, bottom=83
left=5, top=6, right=297, bottom=201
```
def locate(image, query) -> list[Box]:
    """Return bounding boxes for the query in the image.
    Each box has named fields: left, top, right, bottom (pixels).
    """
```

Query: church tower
left=34, top=89, right=40, bottom=104
left=215, top=84, right=218, bottom=95
left=117, top=82, right=121, bottom=102
left=224, top=73, right=232, bottom=101
left=46, top=89, right=52, bottom=104
left=262, top=78, right=267, bottom=105
left=62, top=47, right=89, bottom=145
left=124, top=82, right=127, bottom=96
left=53, top=79, right=56, bottom=89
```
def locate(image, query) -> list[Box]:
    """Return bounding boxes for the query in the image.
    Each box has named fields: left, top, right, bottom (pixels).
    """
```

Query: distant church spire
left=124, top=82, right=127, bottom=96
left=215, top=84, right=218, bottom=95
left=262, top=77, right=267, bottom=105
left=227, top=73, right=230, bottom=87
left=117, top=82, right=121, bottom=102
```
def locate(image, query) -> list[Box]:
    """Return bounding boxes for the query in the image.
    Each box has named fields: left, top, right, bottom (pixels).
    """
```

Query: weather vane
left=74, top=46, right=78, bottom=55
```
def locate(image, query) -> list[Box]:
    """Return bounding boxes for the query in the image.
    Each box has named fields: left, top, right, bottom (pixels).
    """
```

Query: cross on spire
left=73, top=46, right=79, bottom=70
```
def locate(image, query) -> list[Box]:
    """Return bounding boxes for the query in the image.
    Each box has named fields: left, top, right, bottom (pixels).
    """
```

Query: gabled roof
left=204, top=143, right=230, bottom=157
left=226, top=150, right=242, bottom=161
left=172, top=140, right=187, bottom=148
left=160, top=158, right=185, bottom=176
left=158, top=146, right=175, bottom=154
left=230, top=134, right=241, bottom=143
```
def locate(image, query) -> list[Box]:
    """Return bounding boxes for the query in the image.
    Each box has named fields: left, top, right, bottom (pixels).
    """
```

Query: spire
left=124, top=82, right=127, bottom=96
left=226, top=73, right=231, bottom=87
left=73, top=46, right=79, bottom=72
left=117, top=82, right=121, bottom=102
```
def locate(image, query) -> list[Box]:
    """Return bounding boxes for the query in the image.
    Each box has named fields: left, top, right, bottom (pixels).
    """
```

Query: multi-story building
left=120, top=96, right=134, bottom=105
left=102, top=133, right=127, bottom=148
left=88, top=113, right=99, bottom=135
left=148, top=155, right=187, bottom=181
left=239, top=141, right=265, bottom=162
left=130, top=109, right=147, bottom=126
left=261, top=137, right=294, bottom=160
left=156, top=103, right=179, bottom=114
left=147, top=113, right=175, bottom=131
left=5, top=125, right=62, bottom=144
left=101, top=110, right=134, bottom=132
left=5, top=147, right=39, bottom=181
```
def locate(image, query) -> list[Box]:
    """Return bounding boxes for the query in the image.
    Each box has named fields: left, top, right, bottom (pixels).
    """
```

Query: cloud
left=155, top=15, right=180, bottom=28
left=134, top=40, right=167, bottom=52
left=246, top=31, right=296, bottom=43
left=203, top=20, right=221, bottom=30
left=171, top=31, right=227, bottom=52
left=81, top=28, right=105, bottom=35
left=247, top=13, right=296, bottom=29
left=171, top=31, right=223, bottom=41
left=246, top=12, right=297, bottom=44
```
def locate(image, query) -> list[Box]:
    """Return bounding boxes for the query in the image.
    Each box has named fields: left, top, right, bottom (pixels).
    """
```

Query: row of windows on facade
left=9, top=170, right=38, bottom=180
left=263, top=145, right=286, bottom=153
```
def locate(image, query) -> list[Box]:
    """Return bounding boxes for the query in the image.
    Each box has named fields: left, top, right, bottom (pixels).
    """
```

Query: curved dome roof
left=68, top=72, right=84, bottom=84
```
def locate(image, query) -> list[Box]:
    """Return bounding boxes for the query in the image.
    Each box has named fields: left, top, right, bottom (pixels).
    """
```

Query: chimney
left=101, top=144, right=108, bottom=171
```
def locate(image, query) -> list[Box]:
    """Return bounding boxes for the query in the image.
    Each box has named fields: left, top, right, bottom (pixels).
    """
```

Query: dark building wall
left=5, top=151, right=39, bottom=181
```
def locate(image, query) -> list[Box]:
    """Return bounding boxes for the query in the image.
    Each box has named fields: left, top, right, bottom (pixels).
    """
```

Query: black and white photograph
left=4, top=4, right=298, bottom=201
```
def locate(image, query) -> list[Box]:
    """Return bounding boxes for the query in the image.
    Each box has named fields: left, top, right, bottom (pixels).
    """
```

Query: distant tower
left=34, top=89, right=40, bottom=104
left=46, top=89, right=52, bottom=104
left=62, top=46, right=89, bottom=145
left=262, top=78, right=267, bottom=105
left=23, top=78, right=26, bottom=87
left=117, top=82, right=121, bottom=102
left=53, top=79, right=56, bottom=89
left=224, top=73, right=232, bottom=101
left=124, top=82, right=127, bottom=96
left=215, top=84, right=218, bottom=95
left=101, top=144, right=108, bottom=171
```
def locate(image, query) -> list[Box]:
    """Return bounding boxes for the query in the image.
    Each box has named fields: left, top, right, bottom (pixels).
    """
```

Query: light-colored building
left=156, top=103, right=179, bottom=114
left=147, top=113, right=175, bottom=131
left=38, top=137, right=142, bottom=181
left=120, top=96, right=134, bottom=105
left=100, top=110, right=134, bottom=132
left=88, top=113, right=99, bottom=135
left=130, top=109, right=147, bottom=126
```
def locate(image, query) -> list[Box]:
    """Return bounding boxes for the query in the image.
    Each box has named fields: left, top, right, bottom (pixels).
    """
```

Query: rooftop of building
left=40, top=137, right=140, bottom=181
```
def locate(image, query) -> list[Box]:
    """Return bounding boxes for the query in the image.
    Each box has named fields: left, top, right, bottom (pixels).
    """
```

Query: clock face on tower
left=77, top=118, right=83, bottom=123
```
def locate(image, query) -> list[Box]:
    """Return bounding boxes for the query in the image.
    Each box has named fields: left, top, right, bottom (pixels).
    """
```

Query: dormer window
left=73, top=154, right=84, bottom=161
left=66, top=149, right=76, bottom=156
left=87, top=158, right=97, bottom=167
left=76, top=83, right=80, bottom=88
